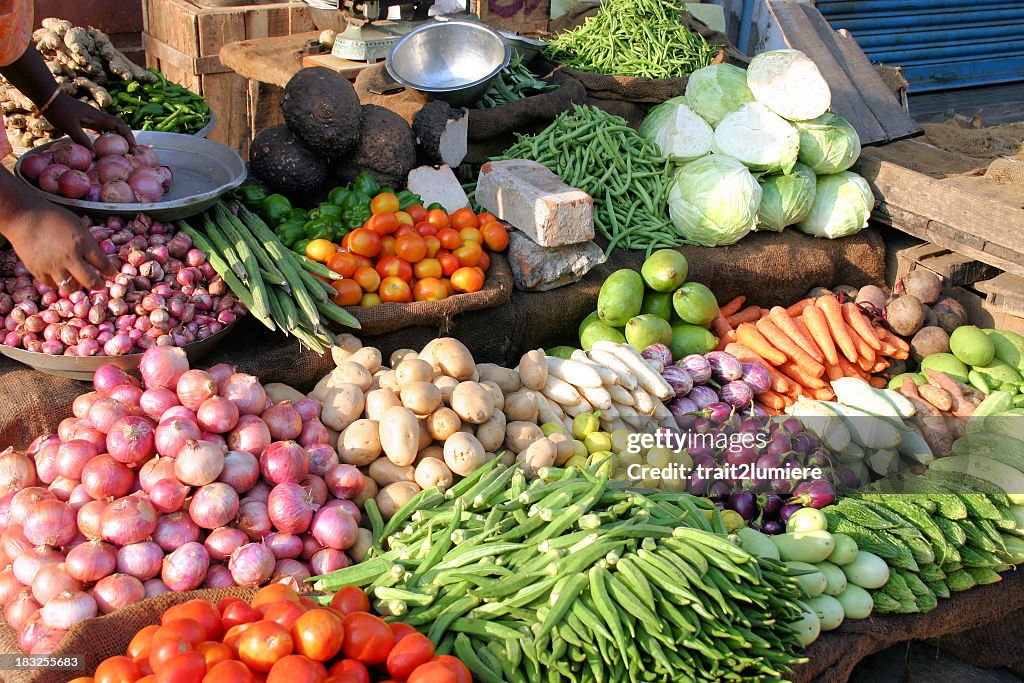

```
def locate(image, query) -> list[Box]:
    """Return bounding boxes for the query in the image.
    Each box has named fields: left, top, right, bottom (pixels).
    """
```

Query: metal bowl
left=13, top=131, right=246, bottom=221
left=386, top=21, right=511, bottom=107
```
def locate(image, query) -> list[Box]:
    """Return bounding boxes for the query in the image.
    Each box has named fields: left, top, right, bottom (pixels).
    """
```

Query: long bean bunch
left=315, top=461, right=810, bottom=683
left=545, top=0, right=718, bottom=79
left=477, top=52, right=558, bottom=109
left=498, top=104, right=681, bottom=254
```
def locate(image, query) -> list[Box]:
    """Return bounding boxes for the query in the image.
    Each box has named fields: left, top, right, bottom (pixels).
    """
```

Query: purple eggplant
left=760, top=493, right=784, bottom=520
left=751, top=405, right=768, bottom=418
left=678, top=354, right=712, bottom=384
left=778, top=503, right=803, bottom=524
left=834, top=467, right=860, bottom=490
left=642, top=343, right=673, bottom=366
left=779, top=417, right=804, bottom=435
left=668, top=397, right=699, bottom=426
left=740, top=363, right=771, bottom=395
left=720, top=380, right=753, bottom=409
left=765, top=432, right=792, bottom=457
left=761, top=520, right=785, bottom=535
left=708, top=480, right=732, bottom=499
left=727, top=491, right=758, bottom=521
left=688, top=385, right=719, bottom=410
left=688, top=472, right=709, bottom=496
left=806, top=448, right=832, bottom=469
left=704, top=401, right=733, bottom=425
left=790, top=432, right=817, bottom=455
left=727, top=445, right=757, bottom=469
left=662, top=365, right=694, bottom=397
left=789, top=480, right=836, bottom=509
left=707, top=351, right=743, bottom=382
left=771, top=479, right=795, bottom=495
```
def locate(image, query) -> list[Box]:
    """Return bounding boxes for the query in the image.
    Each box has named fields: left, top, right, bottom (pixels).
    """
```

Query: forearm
left=0, top=45, right=61, bottom=108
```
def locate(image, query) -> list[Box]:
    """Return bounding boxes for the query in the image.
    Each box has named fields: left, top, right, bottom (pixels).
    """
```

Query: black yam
left=412, top=101, right=467, bottom=168
left=249, top=125, right=328, bottom=195
left=281, top=67, right=362, bottom=159
left=336, top=104, right=417, bottom=189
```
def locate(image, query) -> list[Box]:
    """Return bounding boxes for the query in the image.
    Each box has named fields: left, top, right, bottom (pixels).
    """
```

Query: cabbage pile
left=640, top=49, right=874, bottom=246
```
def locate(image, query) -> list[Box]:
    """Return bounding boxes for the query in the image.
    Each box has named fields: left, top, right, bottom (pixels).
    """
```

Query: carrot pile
left=711, top=294, right=910, bottom=415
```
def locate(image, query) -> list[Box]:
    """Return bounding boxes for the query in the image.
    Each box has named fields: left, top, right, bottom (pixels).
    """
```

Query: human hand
left=44, top=92, right=136, bottom=150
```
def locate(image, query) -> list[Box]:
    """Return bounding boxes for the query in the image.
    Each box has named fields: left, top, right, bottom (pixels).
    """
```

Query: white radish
left=577, top=386, right=612, bottom=411
left=586, top=349, right=638, bottom=390
left=607, top=385, right=634, bottom=407
left=542, top=375, right=583, bottom=406
left=592, top=342, right=672, bottom=400
left=545, top=356, right=603, bottom=389
left=570, top=350, right=619, bottom=386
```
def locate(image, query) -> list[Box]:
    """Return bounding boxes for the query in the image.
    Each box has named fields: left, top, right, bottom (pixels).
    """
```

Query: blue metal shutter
left=816, top=0, right=1024, bottom=92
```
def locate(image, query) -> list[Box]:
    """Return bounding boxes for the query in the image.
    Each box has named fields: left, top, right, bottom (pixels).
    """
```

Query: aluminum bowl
left=386, top=21, right=511, bottom=107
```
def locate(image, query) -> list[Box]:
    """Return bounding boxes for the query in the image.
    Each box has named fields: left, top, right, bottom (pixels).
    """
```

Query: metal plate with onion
left=13, top=131, right=246, bottom=222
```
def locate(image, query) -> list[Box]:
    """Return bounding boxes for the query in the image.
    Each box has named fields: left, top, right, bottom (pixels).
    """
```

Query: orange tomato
left=238, top=621, right=294, bottom=673
left=153, top=619, right=206, bottom=647
left=351, top=254, right=374, bottom=270
left=67, top=678, right=94, bottom=683
left=378, top=277, right=412, bottom=303
left=163, top=601, right=223, bottom=641
left=94, top=656, right=141, bottom=683
left=327, top=251, right=359, bottom=278
left=395, top=234, right=427, bottom=263
left=450, top=267, right=484, bottom=293
left=266, top=656, right=326, bottom=683
left=195, top=642, right=232, bottom=669
left=292, top=609, right=344, bottom=662
left=331, top=279, right=363, bottom=306
left=128, top=625, right=160, bottom=660
left=135, top=678, right=154, bottom=683
left=305, top=239, right=338, bottom=264
left=394, top=211, right=414, bottom=227
left=347, top=229, right=381, bottom=258
left=389, top=622, right=418, bottom=643
left=223, top=624, right=256, bottom=657
left=327, top=661, right=368, bottom=683
left=251, top=584, right=300, bottom=608
left=438, top=253, right=460, bottom=277
left=458, top=227, right=482, bottom=244
left=340, top=232, right=353, bottom=251
left=406, top=205, right=427, bottom=223
left=359, top=293, right=381, bottom=307
left=413, top=258, right=442, bottom=280
left=394, top=224, right=417, bottom=238
left=477, top=212, right=497, bottom=225
left=478, top=251, right=491, bottom=271
left=426, top=209, right=450, bottom=230
left=370, top=193, right=400, bottom=215
left=263, top=600, right=306, bottom=630
left=375, top=256, right=413, bottom=281
left=449, top=208, right=479, bottom=231
left=424, top=235, right=441, bottom=258
left=202, top=660, right=253, bottom=683
left=340, top=613, right=393, bottom=665
left=453, top=241, right=483, bottom=268
left=433, top=656, right=472, bottom=683
left=155, top=651, right=206, bottom=683
left=368, top=212, right=399, bottom=235
left=329, top=587, right=371, bottom=616
left=377, top=235, right=396, bottom=260
left=413, top=278, right=447, bottom=302
left=440, top=278, right=453, bottom=295
left=415, top=222, right=437, bottom=237
left=436, top=228, right=461, bottom=251
left=480, top=221, right=509, bottom=252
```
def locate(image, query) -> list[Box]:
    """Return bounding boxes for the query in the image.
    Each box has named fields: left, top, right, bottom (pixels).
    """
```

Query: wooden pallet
left=895, top=243, right=1001, bottom=289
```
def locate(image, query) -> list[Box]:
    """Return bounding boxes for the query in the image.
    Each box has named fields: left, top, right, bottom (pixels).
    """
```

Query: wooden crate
left=141, top=0, right=315, bottom=152
left=894, top=243, right=1001, bottom=289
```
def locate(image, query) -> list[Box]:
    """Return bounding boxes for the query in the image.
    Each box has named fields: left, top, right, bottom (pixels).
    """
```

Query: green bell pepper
left=287, top=208, right=309, bottom=222
left=275, top=221, right=306, bottom=248
left=353, top=172, right=380, bottom=197
left=293, top=239, right=311, bottom=256
left=303, top=218, right=336, bottom=241
left=427, top=202, right=445, bottom=212
left=237, top=185, right=266, bottom=208
left=309, top=203, right=343, bottom=221
left=329, top=186, right=351, bottom=206
left=379, top=187, right=396, bottom=197
left=261, top=194, right=293, bottom=226
left=396, top=190, right=421, bottom=211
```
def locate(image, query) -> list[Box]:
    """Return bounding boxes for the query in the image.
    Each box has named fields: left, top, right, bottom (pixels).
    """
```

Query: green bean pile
left=476, top=53, right=558, bottom=109
left=497, top=104, right=681, bottom=254
left=545, top=0, right=719, bottom=79
left=107, top=69, right=211, bottom=134
left=315, top=460, right=810, bottom=683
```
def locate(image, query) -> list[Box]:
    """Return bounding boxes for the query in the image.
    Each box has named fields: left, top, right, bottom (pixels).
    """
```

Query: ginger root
left=74, top=77, right=112, bottom=108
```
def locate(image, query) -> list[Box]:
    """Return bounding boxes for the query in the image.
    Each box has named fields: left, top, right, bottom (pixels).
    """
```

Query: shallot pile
left=20, top=133, right=173, bottom=203
left=0, top=346, right=368, bottom=654
left=0, top=213, right=244, bottom=356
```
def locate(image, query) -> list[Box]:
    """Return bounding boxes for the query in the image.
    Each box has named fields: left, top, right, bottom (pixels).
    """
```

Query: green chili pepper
left=353, top=172, right=380, bottom=197
left=261, top=194, right=293, bottom=226
left=329, top=186, right=351, bottom=206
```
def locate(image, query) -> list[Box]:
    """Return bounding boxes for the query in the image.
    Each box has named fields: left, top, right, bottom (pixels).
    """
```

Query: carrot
left=759, top=309, right=771, bottom=319
left=725, top=343, right=791, bottom=393
left=735, top=323, right=787, bottom=365
left=755, top=318, right=825, bottom=376
left=857, top=355, right=876, bottom=373
left=758, top=390, right=787, bottom=410
left=816, top=295, right=858, bottom=363
left=849, top=328, right=876, bottom=366
left=768, top=306, right=824, bottom=364
left=868, top=377, right=887, bottom=389
left=726, top=306, right=761, bottom=327
left=825, top=363, right=843, bottom=382
left=838, top=356, right=867, bottom=379
left=871, top=359, right=890, bottom=373
left=812, top=387, right=836, bottom=401
left=712, top=312, right=733, bottom=339
left=800, top=306, right=839, bottom=366
left=786, top=298, right=815, bottom=317
left=782, top=394, right=797, bottom=407
left=755, top=401, right=783, bottom=417
left=719, top=295, right=746, bottom=317
left=876, top=326, right=910, bottom=353
left=778, top=361, right=827, bottom=390
left=877, top=339, right=900, bottom=357
left=842, top=302, right=882, bottom=351
left=714, top=330, right=737, bottom=351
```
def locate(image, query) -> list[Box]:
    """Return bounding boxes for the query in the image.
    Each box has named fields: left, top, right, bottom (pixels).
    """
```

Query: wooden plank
left=975, top=274, right=1024, bottom=317
left=895, top=242, right=1001, bottom=288
left=301, top=54, right=374, bottom=82
left=477, top=0, right=550, bottom=33
left=801, top=6, right=920, bottom=142
left=142, top=33, right=230, bottom=75
left=203, top=71, right=249, bottom=152
left=765, top=0, right=886, bottom=143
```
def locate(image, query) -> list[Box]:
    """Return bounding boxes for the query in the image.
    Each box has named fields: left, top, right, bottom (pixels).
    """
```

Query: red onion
left=271, top=559, right=310, bottom=587
left=325, top=463, right=364, bottom=500
left=228, top=415, right=272, bottom=456
left=264, top=533, right=303, bottom=560
left=13, top=545, right=63, bottom=585
left=52, top=142, right=92, bottom=171
left=197, top=396, right=239, bottom=434
left=200, top=432, right=227, bottom=449
left=69, top=424, right=106, bottom=455
left=311, top=506, right=358, bottom=551
left=11, top=488, right=54, bottom=526
left=28, top=434, right=60, bottom=458
left=106, top=416, right=156, bottom=466
left=138, top=456, right=176, bottom=493
left=155, top=417, right=201, bottom=458
left=64, top=532, right=88, bottom=552
left=92, top=573, right=145, bottom=614
left=42, top=589, right=97, bottom=629
left=116, top=541, right=162, bottom=580
left=94, top=133, right=130, bottom=158
left=103, top=333, right=133, bottom=356
left=58, top=169, right=91, bottom=199
left=228, top=542, right=274, bottom=587
left=0, top=566, right=23, bottom=604
left=31, top=563, right=81, bottom=604
left=306, top=444, right=339, bottom=479
left=0, top=450, right=35, bottom=494
left=189, top=482, right=239, bottom=530
left=235, top=499, right=271, bottom=541
left=57, top=418, right=81, bottom=443
left=220, top=374, right=267, bottom=416
left=260, top=441, right=309, bottom=486
left=143, top=578, right=169, bottom=598
left=150, top=478, right=188, bottom=513
left=298, top=419, right=330, bottom=448
left=310, top=548, right=349, bottom=575
left=22, top=613, right=67, bottom=654
left=160, top=406, right=196, bottom=424
left=39, top=164, right=70, bottom=193
left=293, top=398, right=321, bottom=423
left=267, top=483, right=313, bottom=535
left=2, top=525, right=32, bottom=560
left=204, top=563, right=235, bottom=588
left=87, top=398, right=129, bottom=435
left=97, top=155, right=131, bottom=184
left=174, top=440, right=225, bottom=486
left=132, top=145, right=159, bottom=168
left=23, top=499, right=76, bottom=547
left=100, top=495, right=157, bottom=545
left=48, top=476, right=78, bottom=502
left=161, top=542, right=208, bottom=591
left=72, top=392, right=100, bottom=419
left=299, top=534, right=322, bottom=561
left=301, top=475, right=328, bottom=507
left=151, top=511, right=200, bottom=552
left=92, top=364, right=134, bottom=395
left=139, top=346, right=188, bottom=389
left=107, top=384, right=143, bottom=411
left=56, top=440, right=96, bottom=481
left=244, top=481, right=272, bottom=504
left=68, top=484, right=92, bottom=510
left=65, top=539, right=116, bottom=582
left=0, top=490, right=12, bottom=531
left=204, top=526, right=248, bottom=561
left=81, top=454, right=134, bottom=500
left=261, top=402, right=302, bottom=441
left=140, top=387, right=179, bottom=420
left=322, top=498, right=361, bottom=525
left=177, top=370, right=217, bottom=411
left=35, top=444, right=60, bottom=485
left=129, top=173, right=163, bottom=203
left=77, top=500, right=107, bottom=539
left=6, top=588, right=41, bottom=631
left=21, top=154, right=50, bottom=181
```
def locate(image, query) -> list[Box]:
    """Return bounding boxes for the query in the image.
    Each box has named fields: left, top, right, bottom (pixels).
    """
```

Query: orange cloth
left=0, top=0, right=34, bottom=157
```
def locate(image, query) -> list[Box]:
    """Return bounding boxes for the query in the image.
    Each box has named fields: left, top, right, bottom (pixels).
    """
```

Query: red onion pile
left=21, top=134, right=173, bottom=204
left=0, top=346, right=370, bottom=654
left=0, top=213, right=246, bottom=355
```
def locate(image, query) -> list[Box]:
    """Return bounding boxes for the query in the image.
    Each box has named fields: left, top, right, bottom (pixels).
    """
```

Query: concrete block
left=406, top=165, right=470, bottom=214
left=507, top=229, right=605, bottom=292
left=476, top=160, right=594, bottom=247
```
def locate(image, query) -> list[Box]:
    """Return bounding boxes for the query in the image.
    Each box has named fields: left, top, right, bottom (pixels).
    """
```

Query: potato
left=369, top=458, right=416, bottom=487
left=416, top=445, right=444, bottom=463
left=377, top=481, right=421, bottom=521
left=499, top=451, right=516, bottom=467
left=266, top=383, right=305, bottom=405
left=414, top=458, right=454, bottom=491
left=516, top=438, right=557, bottom=477
left=427, top=407, right=461, bottom=441
left=401, top=382, right=442, bottom=415
left=330, top=334, right=363, bottom=365
left=339, top=419, right=381, bottom=466
left=333, top=361, right=373, bottom=392
left=418, top=417, right=432, bottom=451
left=504, top=391, right=539, bottom=423
left=416, top=338, right=443, bottom=369
left=480, top=381, right=505, bottom=412
left=347, top=347, right=382, bottom=373
left=451, top=382, right=494, bottom=425
left=396, top=358, right=435, bottom=385
left=443, top=432, right=487, bottom=476
left=348, top=528, right=373, bottom=563
left=518, top=350, right=548, bottom=391
left=505, top=421, right=544, bottom=453
left=434, top=375, right=459, bottom=404
left=478, top=364, right=521, bottom=394
left=390, top=348, right=418, bottom=367
left=548, top=432, right=575, bottom=466
left=321, top=383, right=366, bottom=431
left=325, top=426, right=340, bottom=449
left=353, top=475, right=377, bottom=508
left=432, top=338, right=476, bottom=380
left=366, top=388, right=401, bottom=421
left=378, top=370, right=401, bottom=393
left=459, top=424, right=475, bottom=435
left=476, top=410, right=507, bottom=452
left=379, top=406, right=420, bottom=466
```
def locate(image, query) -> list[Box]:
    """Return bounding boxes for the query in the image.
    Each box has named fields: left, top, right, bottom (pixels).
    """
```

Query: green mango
left=625, top=314, right=672, bottom=352
left=672, top=282, right=719, bottom=328
left=640, top=291, right=674, bottom=322
left=920, top=353, right=969, bottom=384
left=668, top=323, right=717, bottom=359
left=887, top=373, right=925, bottom=391
left=950, top=325, right=996, bottom=367
left=640, top=249, right=688, bottom=292
left=597, top=269, right=644, bottom=327
left=579, top=313, right=627, bottom=351
left=972, top=360, right=1023, bottom=386
left=987, top=329, right=1024, bottom=373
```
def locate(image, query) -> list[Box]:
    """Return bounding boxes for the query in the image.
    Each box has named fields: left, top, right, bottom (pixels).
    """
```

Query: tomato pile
left=74, top=584, right=470, bottom=683
left=305, top=194, right=509, bottom=307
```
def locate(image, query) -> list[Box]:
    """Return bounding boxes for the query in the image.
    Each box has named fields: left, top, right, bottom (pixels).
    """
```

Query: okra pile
left=314, top=460, right=810, bottom=683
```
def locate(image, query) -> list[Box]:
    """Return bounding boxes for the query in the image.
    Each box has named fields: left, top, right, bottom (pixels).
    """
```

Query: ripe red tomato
left=449, top=208, right=479, bottom=231
left=128, top=625, right=160, bottom=660
left=406, top=661, right=458, bottom=683
left=436, top=228, right=461, bottom=251
left=218, top=596, right=244, bottom=613
left=162, top=601, right=223, bottom=641
left=386, top=633, right=434, bottom=679
left=94, top=655, right=141, bottom=683
left=329, top=587, right=370, bottom=616
left=153, top=619, right=206, bottom=647
left=326, top=660, right=369, bottom=683
left=222, top=601, right=263, bottom=630
left=368, top=213, right=399, bottom=235
left=292, top=609, right=344, bottom=662
left=340, top=613, right=393, bottom=665
left=202, top=660, right=253, bottom=683
left=406, top=205, right=428, bottom=223
left=223, top=623, right=255, bottom=657
left=389, top=622, right=418, bottom=643
left=375, top=256, right=413, bottom=281
left=266, top=656, right=326, bottom=683
left=195, top=641, right=232, bottom=669
left=238, top=621, right=294, bottom=673
left=262, top=600, right=306, bottom=629
left=149, top=638, right=192, bottom=673
left=378, top=276, right=412, bottom=304
left=155, top=651, right=206, bottom=683
left=433, top=656, right=472, bottom=683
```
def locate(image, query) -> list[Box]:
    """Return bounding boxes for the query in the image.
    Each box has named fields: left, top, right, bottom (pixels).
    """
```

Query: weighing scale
left=331, top=0, right=437, bottom=63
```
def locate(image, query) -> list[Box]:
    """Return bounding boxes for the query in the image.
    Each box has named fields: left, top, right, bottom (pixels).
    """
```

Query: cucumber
left=784, top=561, right=827, bottom=597
left=831, top=377, right=915, bottom=426
left=952, top=433, right=1024, bottom=463
left=819, top=401, right=903, bottom=450
left=836, top=584, right=873, bottom=619
left=734, top=527, right=780, bottom=560
left=770, top=530, right=836, bottom=564
left=814, top=560, right=848, bottom=596
left=841, top=551, right=890, bottom=589
left=805, top=595, right=844, bottom=631
left=966, top=391, right=1014, bottom=433
left=930, top=454, right=1024, bottom=498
